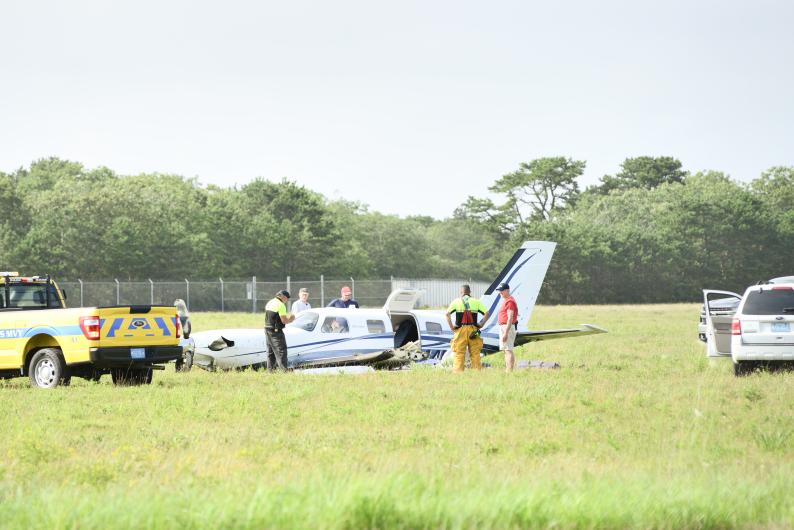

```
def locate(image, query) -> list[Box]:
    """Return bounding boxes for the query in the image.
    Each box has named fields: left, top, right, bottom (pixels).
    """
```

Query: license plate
left=131, top=347, right=146, bottom=359
left=772, top=322, right=790, bottom=333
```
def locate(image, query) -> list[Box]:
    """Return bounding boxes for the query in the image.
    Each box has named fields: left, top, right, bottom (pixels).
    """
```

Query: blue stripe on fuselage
left=291, top=333, right=393, bottom=349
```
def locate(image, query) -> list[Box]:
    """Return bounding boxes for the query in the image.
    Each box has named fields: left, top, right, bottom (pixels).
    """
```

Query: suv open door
left=702, top=290, right=742, bottom=358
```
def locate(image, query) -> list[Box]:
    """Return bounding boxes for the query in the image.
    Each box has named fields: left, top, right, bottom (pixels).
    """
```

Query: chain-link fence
left=57, top=277, right=490, bottom=312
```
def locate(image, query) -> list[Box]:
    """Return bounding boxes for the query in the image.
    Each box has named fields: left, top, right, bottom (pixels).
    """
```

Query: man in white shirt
left=291, top=288, right=311, bottom=314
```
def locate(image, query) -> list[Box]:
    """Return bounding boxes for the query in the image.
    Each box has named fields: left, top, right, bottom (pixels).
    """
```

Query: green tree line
left=1, top=157, right=791, bottom=303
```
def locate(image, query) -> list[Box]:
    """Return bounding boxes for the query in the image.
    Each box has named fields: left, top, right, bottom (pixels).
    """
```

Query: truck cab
left=0, top=272, right=183, bottom=388
left=0, top=273, right=65, bottom=310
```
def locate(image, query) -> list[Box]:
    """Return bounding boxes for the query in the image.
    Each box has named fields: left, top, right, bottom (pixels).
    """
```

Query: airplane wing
left=514, top=324, right=607, bottom=346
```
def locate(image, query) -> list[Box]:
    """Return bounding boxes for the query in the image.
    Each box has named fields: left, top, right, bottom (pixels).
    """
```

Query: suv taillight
left=79, top=316, right=101, bottom=340
left=731, top=318, right=742, bottom=335
left=175, top=316, right=181, bottom=339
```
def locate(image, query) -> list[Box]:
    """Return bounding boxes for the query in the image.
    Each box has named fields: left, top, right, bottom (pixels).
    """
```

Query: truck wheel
left=111, top=367, right=153, bottom=386
left=28, top=348, right=70, bottom=389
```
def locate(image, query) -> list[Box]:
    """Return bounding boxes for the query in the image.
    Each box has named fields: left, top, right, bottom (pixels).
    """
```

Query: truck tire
left=111, top=366, right=153, bottom=386
left=28, top=348, right=70, bottom=388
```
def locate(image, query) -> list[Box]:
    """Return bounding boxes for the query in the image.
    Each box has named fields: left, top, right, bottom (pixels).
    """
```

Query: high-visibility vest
left=265, top=297, right=287, bottom=331
left=447, top=296, right=486, bottom=327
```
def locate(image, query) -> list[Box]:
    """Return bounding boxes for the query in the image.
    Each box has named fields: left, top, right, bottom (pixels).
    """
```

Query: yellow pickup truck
left=0, top=273, right=183, bottom=388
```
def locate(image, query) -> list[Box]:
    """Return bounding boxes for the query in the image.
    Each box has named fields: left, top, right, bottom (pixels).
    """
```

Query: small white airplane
left=189, top=241, right=607, bottom=371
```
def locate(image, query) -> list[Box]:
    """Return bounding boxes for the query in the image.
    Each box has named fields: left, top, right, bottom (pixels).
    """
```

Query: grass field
left=1, top=304, right=793, bottom=529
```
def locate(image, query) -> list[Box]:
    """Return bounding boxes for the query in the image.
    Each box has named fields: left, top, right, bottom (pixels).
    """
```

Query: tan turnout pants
left=450, top=325, right=483, bottom=372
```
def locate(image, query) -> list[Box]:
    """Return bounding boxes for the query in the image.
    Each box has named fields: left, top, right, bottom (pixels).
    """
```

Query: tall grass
left=1, top=304, right=793, bottom=529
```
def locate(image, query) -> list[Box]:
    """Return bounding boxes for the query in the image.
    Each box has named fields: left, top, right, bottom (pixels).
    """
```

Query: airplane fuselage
left=191, top=306, right=482, bottom=371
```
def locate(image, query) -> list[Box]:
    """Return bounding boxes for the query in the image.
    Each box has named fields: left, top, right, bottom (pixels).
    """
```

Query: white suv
left=703, top=283, right=794, bottom=376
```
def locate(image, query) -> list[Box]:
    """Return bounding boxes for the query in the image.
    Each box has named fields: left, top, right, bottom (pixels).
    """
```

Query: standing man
left=445, top=284, right=489, bottom=373
left=291, top=287, right=311, bottom=314
left=327, top=286, right=359, bottom=308
left=265, top=290, right=295, bottom=372
left=496, top=283, right=518, bottom=373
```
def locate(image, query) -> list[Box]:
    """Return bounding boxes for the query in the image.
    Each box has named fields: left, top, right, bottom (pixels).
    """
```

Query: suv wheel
left=175, top=350, right=193, bottom=373
left=111, top=366, right=153, bottom=386
left=28, top=348, right=71, bottom=388
left=734, top=361, right=755, bottom=377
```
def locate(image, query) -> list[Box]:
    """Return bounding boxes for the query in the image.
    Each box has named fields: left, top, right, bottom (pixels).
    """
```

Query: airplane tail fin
left=480, top=241, right=556, bottom=330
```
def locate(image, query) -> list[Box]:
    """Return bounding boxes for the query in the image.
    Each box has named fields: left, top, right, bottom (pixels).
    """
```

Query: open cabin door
left=384, top=289, right=423, bottom=349
left=383, top=289, right=422, bottom=316
left=703, top=290, right=742, bottom=358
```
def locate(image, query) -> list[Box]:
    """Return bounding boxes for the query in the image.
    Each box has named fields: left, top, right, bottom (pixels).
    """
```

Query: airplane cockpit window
left=290, top=311, right=319, bottom=332
left=321, top=316, right=349, bottom=334
left=425, top=321, right=443, bottom=333
left=366, top=319, right=386, bottom=334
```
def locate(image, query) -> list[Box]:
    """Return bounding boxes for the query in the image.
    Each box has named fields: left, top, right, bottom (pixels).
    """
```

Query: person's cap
left=495, top=283, right=510, bottom=291
left=341, top=286, right=352, bottom=295
left=277, top=290, right=291, bottom=298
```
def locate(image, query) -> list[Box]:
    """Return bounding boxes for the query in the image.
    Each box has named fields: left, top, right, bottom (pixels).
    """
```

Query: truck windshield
left=0, top=284, right=63, bottom=310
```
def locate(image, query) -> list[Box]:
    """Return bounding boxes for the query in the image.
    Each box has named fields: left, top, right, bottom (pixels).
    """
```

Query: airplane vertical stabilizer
left=480, top=241, right=556, bottom=331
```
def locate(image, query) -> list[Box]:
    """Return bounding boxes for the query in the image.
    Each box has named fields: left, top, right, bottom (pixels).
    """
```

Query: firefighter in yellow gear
left=445, top=284, right=489, bottom=372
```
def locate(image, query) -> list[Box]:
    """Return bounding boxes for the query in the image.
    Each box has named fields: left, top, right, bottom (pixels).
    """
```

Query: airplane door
left=384, top=290, right=422, bottom=315
left=702, top=290, right=742, bottom=357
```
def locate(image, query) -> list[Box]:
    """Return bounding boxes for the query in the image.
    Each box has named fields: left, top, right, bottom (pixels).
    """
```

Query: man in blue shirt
left=327, top=286, right=359, bottom=308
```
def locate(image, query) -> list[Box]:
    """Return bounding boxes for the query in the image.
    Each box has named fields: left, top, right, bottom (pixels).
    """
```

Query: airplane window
left=290, top=311, right=319, bottom=332
left=366, top=320, right=386, bottom=333
left=426, top=322, right=443, bottom=333
left=321, top=316, right=349, bottom=334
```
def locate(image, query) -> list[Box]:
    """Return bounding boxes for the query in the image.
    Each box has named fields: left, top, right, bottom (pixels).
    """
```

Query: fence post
left=185, top=279, right=190, bottom=310
left=115, top=279, right=120, bottom=305
left=252, top=276, right=257, bottom=313
left=320, top=274, right=324, bottom=307
left=286, top=275, right=290, bottom=294
left=350, top=277, right=354, bottom=299
left=149, top=279, right=154, bottom=305
left=219, top=277, right=224, bottom=313
left=78, top=279, right=83, bottom=307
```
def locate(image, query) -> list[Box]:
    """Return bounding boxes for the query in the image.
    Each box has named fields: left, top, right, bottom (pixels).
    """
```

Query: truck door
left=0, top=319, right=25, bottom=370
left=702, top=290, right=742, bottom=357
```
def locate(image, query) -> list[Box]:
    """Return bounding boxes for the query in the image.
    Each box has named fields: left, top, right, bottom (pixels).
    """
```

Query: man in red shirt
left=496, top=283, right=518, bottom=372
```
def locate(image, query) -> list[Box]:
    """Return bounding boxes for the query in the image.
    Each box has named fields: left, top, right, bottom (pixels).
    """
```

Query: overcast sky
left=1, top=0, right=792, bottom=217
